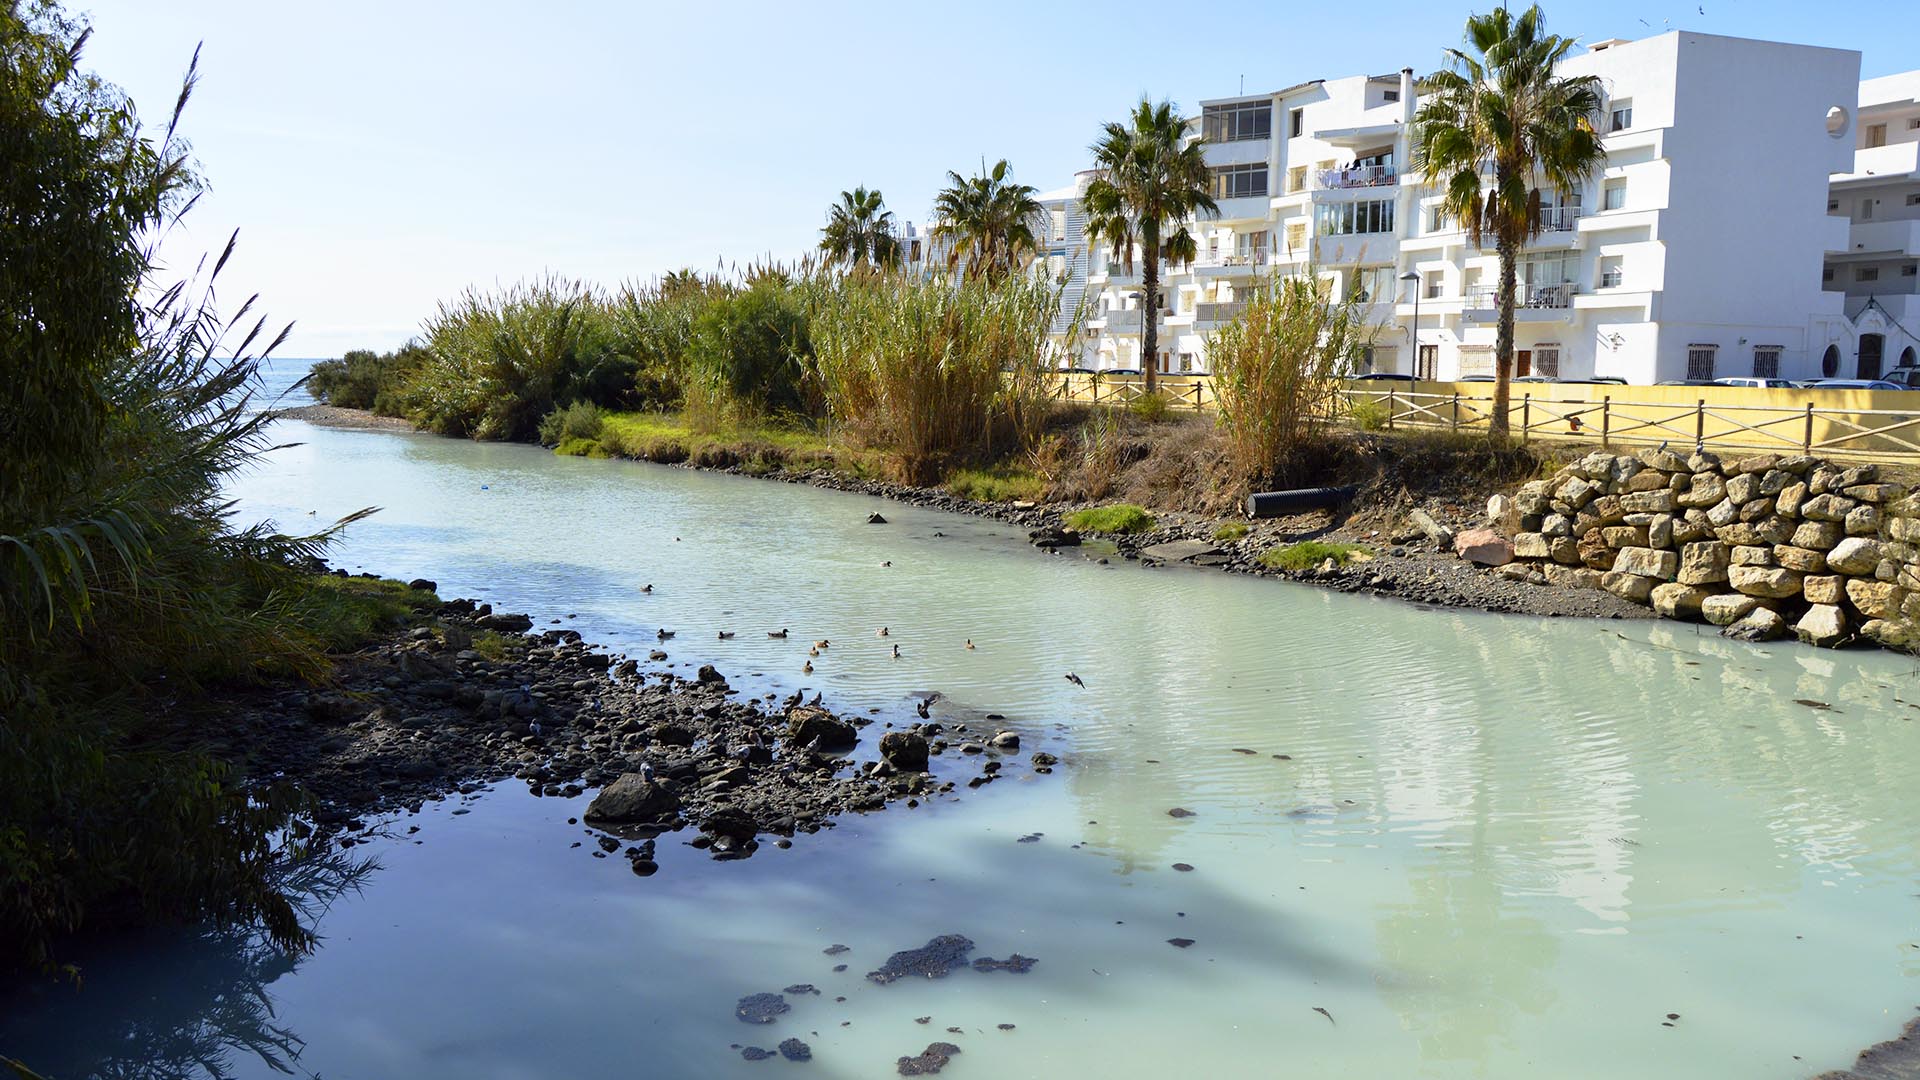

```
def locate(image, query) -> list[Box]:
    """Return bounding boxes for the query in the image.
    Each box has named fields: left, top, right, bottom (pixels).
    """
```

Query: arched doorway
left=1902, top=345, right=1917, bottom=370
left=1859, top=334, right=1885, bottom=380
left=1822, top=344, right=1841, bottom=377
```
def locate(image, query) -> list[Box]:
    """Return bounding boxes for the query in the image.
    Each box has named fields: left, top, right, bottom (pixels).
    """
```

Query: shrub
left=1128, top=391, right=1174, bottom=423
left=685, top=279, right=812, bottom=421
left=306, top=343, right=429, bottom=412
left=402, top=275, right=603, bottom=441
left=1349, top=397, right=1389, bottom=431
left=538, top=400, right=606, bottom=445
left=808, top=270, right=1061, bottom=483
left=1065, top=503, right=1156, bottom=534
left=947, top=466, right=1046, bottom=503
left=1207, top=271, right=1377, bottom=486
left=553, top=437, right=609, bottom=458
left=1212, top=521, right=1250, bottom=542
left=1258, top=540, right=1371, bottom=571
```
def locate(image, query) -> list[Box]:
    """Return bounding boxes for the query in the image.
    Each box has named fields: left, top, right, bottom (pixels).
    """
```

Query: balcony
left=1193, top=251, right=1271, bottom=274
left=1842, top=218, right=1920, bottom=258
left=1316, top=164, right=1397, bottom=190
left=1465, top=283, right=1580, bottom=321
left=1195, top=301, right=1248, bottom=324
left=1539, top=205, right=1583, bottom=232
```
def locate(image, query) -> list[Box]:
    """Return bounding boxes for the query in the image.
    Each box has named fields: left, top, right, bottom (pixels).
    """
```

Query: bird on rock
left=769, top=629, right=789, bottom=639
left=1065, top=672, right=1086, bottom=689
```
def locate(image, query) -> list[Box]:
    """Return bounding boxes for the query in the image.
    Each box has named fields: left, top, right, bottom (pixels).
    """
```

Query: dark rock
left=897, top=1042, right=962, bottom=1076
left=867, top=934, right=975, bottom=984
left=867, top=512, right=888, bottom=524
left=1030, top=751, right=1058, bottom=767
left=702, top=807, right=758, bottom=842
left=583, top=774, right=680, bottom=826
left=787, top=706, right=857, bottom=750
left=879, top=731, right=930, bottom=771
left=778, top=1038, right=812, bottom=1062
left=406, top=578, right=437, bottom=593
left=1167, top=807, right=1195, bottom=818
left=988, top=731, right=1019, bottom=750
left=823, top=943, right=850, bottom=955
left=741, top=1046, right=775, bottom=1061
left=782, top=983, right=819, bottom=995
left=1172, top=863, right=1195, bottom=872
left=1167, top=938, right=1195, bottom=949
left=478, top=612, right=532, bottom=633
left=734, top=992, right=789, bottom=1024
left=696, top=664, right=727, bottom=686
left=971, top=954, right=1036, bottom=974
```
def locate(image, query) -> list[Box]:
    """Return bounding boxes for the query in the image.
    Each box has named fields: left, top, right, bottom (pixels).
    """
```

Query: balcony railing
left=1317, top=164, right=1397, bottom=189
left=1195, top=301, right=1249, bottom=323
left=1195, top=251, right=1270, bottom=269
left=1539, top=205, right=1584, bottom=232
left=1468, top=283, right=1579, bottom=309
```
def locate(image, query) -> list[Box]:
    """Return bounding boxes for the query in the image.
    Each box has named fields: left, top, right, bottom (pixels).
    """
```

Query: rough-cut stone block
left=1638, top=448, right=1688, bottom=472
left=1730, top=454, right=1779, bottom=475
left=1514, top=482, right=1550, bottom=516
left=1678, top=541, right=1732, bottom=585
left=1758, top=469, right=1793, bottom=497
left=1858, top=619, right=1917, bottom=650
left=1879, top=559, right=1902, bottom=583
left=1844, top=504, right=1882, bottom=536
left=1803, top=575, right=1844, bottom=605
left=1706, top=499, right=1740, bottom=528
left=1739, top=497, right=1775, bottom=523
left=1613, top=546, right=1679, bottom=580
left=1548, top=535, right=1581, bottom=564
left=1677, top=473, right=1725, bottom=508
left=1688, top=451, right=1722, bottom=474
left=1888, top=516, right=1920, bottom=543
left=1602, top=570, right=1654, bottom=603
left=1792, top=520, right=1843, bottom=550
left=1512, top=532, right=1551, bottom=559
left=1650, top=582, right=1714, bottom=620
left=1725, top=472, right=1759, bottom=505
left=1730, top=545, right=1775, bottom=566
left=1778, top=455, right=1817, bottom=475
left=1845, top=482, right=1904, bottom=504
left=1801, top=493, right=1857, bottom=522
left=1453, top=528, right=1513, bottom=567
left=1757, top=517, right=1796, bottom=546
left=1728, top=564, right=1803, bottom=599
left=1647, top=514, right=1674, bottom=549
left=1776, top=481, right=1808, bottom=518
left=1808, top=467, right=1838, bottom=495
left=1541, top=513, right=1573, bottom=538
left=1716, top=523, right=1766, bottom=546
left=1620, top=489, right=1676, bottom=514
left=1589, top=495, right=1626, bottom=525
left=1602, top=526, right=1649, bottom=549
left=1826, top=537, right=1884, bottom=576
left=1775, top=546, right=1827, bottom=573
left=1724, top=607, right=1788, bottom=642
left=1578, top=530, right=1614, bottom=569
left=1845, top=579, right=1907, bottom=620
left=1542, top=563, right=1603, bottom=590
left=1625, top=469, right=1668, bottom=493
left=1835, top=464, right=1878, bottom=488
left=1555, top=476, right=1599, bottom=510
left=1701, top=594, right=1763, bottom=626
left=1794, top=604, right=1848, bottom=648
left=1672, top=518, right=1711, bottom=546
left=1578, top=451, right=1617, bottom=480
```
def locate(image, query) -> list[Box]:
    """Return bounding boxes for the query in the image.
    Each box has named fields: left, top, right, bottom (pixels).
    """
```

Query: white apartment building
left=1059, top=30, right=1878, bottom=385
left=1823, top=70, right=1920, bottom=378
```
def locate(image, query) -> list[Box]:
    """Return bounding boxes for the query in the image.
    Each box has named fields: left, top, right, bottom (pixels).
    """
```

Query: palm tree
left=1412, top=4, right=1605, bottom=438
left=1082, top=99, right=1217, bottom=396
left=931, top=158, right=1043, bottom=282
left=818, top=186, right=901, bottom=272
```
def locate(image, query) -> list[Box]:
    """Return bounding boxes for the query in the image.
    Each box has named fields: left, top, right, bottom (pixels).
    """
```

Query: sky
left=72, top=0, right=1920, bottom=357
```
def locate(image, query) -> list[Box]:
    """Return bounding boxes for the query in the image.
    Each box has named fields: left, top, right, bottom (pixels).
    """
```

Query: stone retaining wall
left=1473, top=449, right=1919, bottom=649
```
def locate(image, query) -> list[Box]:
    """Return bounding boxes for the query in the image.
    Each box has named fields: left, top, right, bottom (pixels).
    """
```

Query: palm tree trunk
left=1491, top=232, right=1517, bottom=440
left=1143, top=222, right=1161, bottom=397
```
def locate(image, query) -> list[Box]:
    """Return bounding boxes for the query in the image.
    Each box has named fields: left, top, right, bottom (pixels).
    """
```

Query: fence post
left=1386, top=388, right=1396, bottom=431
left=1521, top=394, right=1531, bottom=444
left=1601, top=396, right=1611, bottom=448
left=1695, top=399, right=1706, bottom=449
left=1451, top=392, right=1461, bottom=433
left=1803, top=402, right=1814, bottom=452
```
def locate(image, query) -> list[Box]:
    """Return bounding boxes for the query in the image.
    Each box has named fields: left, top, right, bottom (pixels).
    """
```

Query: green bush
left=1349, top=397, right=1389, bottom=431
left=538, top=400, right=606, bottom=445
left=1258, top=540, right=1371, bottom=571
left=306, top=343, right=429, bottom=412
left=1128, top=391, right=1174, bottom=423
left=553, top=436, right=609, bottom=458
left=1212, top=521, right=1250, bottom=542
left=947, top=466, right=1046, bottom=503
left=686, top=279, right=813, bottom=420
left=1065, top=503, right=1156, bottom=534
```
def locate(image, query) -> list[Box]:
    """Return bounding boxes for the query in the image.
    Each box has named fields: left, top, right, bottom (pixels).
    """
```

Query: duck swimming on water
left=769, top=629, right=789, bottom=639
left=717, top=631, right=735, bottom=640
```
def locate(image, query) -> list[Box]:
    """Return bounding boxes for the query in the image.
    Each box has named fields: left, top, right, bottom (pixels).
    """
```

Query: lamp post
left=1399, top=269, right=1422, bottom=381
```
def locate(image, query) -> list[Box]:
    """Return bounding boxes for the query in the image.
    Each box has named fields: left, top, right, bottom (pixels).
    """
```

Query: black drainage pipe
left=1246, top=486, right=1357, bottom=519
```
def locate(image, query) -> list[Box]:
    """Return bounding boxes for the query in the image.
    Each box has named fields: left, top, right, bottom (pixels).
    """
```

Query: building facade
left=1823, top=70, right=1920, bottom=379
left=1057, top=30, right=1892, bottom=385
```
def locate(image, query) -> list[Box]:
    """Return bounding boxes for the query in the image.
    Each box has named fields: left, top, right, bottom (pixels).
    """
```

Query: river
left=4, top=362, right=1919, bottom=1078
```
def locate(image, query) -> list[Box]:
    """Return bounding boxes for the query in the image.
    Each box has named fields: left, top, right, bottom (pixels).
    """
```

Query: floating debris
left=1167, top=808, right=1195, bottom=818
left=735, top=993, right=790, bottom=1024
left=915, top=1016, right=932, bottom=1025
left=867, top=934, right=974, bottom=985
left=972, top=954, right=1037, bottom=974
left=1167, top=938, right=1195, bottom=949
left=1230, top=748, right=1257, bottom=755
left=778, top=1037, right=812, bottom=1062
left=1172, top=863, right=1195, bottom=872
left=741, top=1046, right=775, bottom=1061
left=784, top=983, right=820, bottom=996
left=1795, top=699, right=1833, bottom=711
left=997, top=1023, right=1016, bottom=1031
left=1015, top=832, right=1043, bottom=843
left=833, top=964, right=847, bottom=972
left=897, top=1042, right=962, bottom=1076
left=823, top=944, right=850, bottom=955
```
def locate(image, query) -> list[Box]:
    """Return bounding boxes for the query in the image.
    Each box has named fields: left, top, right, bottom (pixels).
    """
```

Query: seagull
left=1065, top=672, right=1086, bottom=689
left=965, top=639, right=976, bottom=650
left=718, top=631, right=735, bottom=640
left=657, top=628, right=675, bottom=641
left=891, top=644, right=901, bottom=659
left=876, top=627, right=889, bottom=637
left=769, top=629, right=789, bottom=639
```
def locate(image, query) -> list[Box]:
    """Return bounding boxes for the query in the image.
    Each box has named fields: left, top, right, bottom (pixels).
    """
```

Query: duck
left=640, top=584, right=653, bottom=594
left=965, top=639, right=976, bottom=650
left=808, top=691, right=822, bottom=707
left=876, top=627, right=889, bottom=637
left=717, top=631, right=735, bottom=640
left=891, top=644, right=901, bottom=660
left=808, top=645, right=820, bottom=657
left=813, top=639, right=830, bottom=650
left=916, top=697, right=931, bottom=719
left=769, top=629, right=789, bottom=639
left=1065, top=672, right=1085, bottom=689
left=803, top=660, right=814, bottom=675
left=656, top=628, right=675, bottom=641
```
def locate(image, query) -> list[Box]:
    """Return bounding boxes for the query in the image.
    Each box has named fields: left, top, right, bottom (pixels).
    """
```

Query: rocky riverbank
left=206, top=578, right=1048, bottom=869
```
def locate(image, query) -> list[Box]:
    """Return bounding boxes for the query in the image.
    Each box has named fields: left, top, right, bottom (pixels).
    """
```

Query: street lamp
left=1400, top=270, right=1422, bottom=381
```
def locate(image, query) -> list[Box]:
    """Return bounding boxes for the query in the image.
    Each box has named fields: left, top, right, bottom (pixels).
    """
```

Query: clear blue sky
left=76, top=0, right=1919, bottom=357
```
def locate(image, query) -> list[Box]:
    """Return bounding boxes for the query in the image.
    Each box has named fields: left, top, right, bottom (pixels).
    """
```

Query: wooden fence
left=1047, top=374, right=1920, bottom=461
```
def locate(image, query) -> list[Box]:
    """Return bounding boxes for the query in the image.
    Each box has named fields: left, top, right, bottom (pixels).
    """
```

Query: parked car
left=1513, top=375, right=1560, bottom=383
left=1557, top=377, right=1628, bottom=385
left=1655, top=379, right=1719, bottom=386
left=1059, top=366, right=1100, bottom=375
left=1713, top=377, right=1794, bottom=388
left=1806, top=378, right=1906, bottom=391
left=1458, top=374, right=1497, bottom=382
left=1099, top=367, right=1143, bottom=377
left=1349, top=372, right=1417, bottom=382
left=1877, top=368, right=1920, bottom=389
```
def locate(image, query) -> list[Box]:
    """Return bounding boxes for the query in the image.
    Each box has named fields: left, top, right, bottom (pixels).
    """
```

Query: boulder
left=1826, top=537, right=1885, bottom=576
left=1677, top=541, right=1732, bottom=585
left=879, top=731, right=930, bottom=772
left=1728, top=565, right=1803, bottom=599
left=1647, top=514, right=1675, bottom=549
left=1794, top=605, right=1849, bottom=648
left=1757, top=470, right=1793, bottom=497
left=1845, top=504, right=1883, bottom=536
left=1512, top=533, right=1552, bottom=559
left=1723, top=607, right=1788, bottom=642
left=1706, top=499, right=1740, bottom=528
left=1487, top=493, right=1519, bottom=535
left=1845, top=579, right=1907, bottom=620
left=584, top=774, right=681, bottom=826
left=1624, top=469, right=1669, bottom=493
left=1542, top=513, right=1574, bottom=538
left=1677, top=473, right=1726, bottom=508
left=1554, top=476, right=1600, bottom=510
left=1844, top=482, right=1905, bottom=504
left=1454, top=528, right=1514, bottom=567
left=1688, top=451, right=1722, bottom=473
left=1620, top=490, right=1676, bottom=514
left=1725, top=472, right=1759, bottom=505
left=1549, top=536, right=1582, bottom=564
left=1800, top=493, right=1857, bottom=522
left=1729, top=545, right=1775, bottom=567
left=1602, top=526, right=1649, bottom=549
left=1542, top=564, right=1604, bottom=590
left=1650, top=582, right=1715, bottom=620
left=1701, top=594, right=1764, bottom=627
left=1774, top=546, right=1827, bottom=573
left=696, top=664, right=728, bottom=686
left=1791, top=520, right=1843, bottom=551
left=1729, top=453, right=1779, bottom=475
left=787, top=706, right=857, bottom=750
left=1613, top=546, right=1679, bottom=580
left=1777, top=455, right=1818, bottom=475
left=1637, top=448, right=1687, bottom=472
left=1589, top=495, right=1627, bottom=526
left=1888, top=516, right=1920, bottom=543
left=989, top=731, right=1020, bottom=750
left=1776, top=481, right=1808, bottom=518
left=1514, top=481, right=1551, bottom=516
left=1601, top=571, right=1654, bottom=603
left=478, top=612, right=534, bottom=633
left=1408, top=507, right=1455, bottom=548
left=1578, top=451, right=1619, bottom=480
left=1859, top=619, right=1919, bottom=650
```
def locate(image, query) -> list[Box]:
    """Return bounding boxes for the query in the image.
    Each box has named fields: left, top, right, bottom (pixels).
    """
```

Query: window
left=1686, top=346, right=1717, bottom=381
left=1866, top=123, right=1887, bottom=149
left=1418, top=344, right=1438, bottom=380
left=1823, top=266, right=1835, bottom=282
left=1427, top=205, right=1450, bottom=233
left=1911, top=118, right=1920, bottom=130
left=1753, top=346, right=1782, bottom=379
left=1602, top=180, right=1626, bottom=212
left=1609, top=101, right=1633, bottom=132
left=1178, top=353, right=1195, bottom=373
left=1860, top=197, right=1875, bottom=221
left=1823, top=345, right=1841, bottom=377
left=1909, top=194, right=1920, bottom=206
left=1426, top=273, right=1443, bottom=300
left=1315, top=199, right=1396, bottom=235
left=1202, top=102, right=1272, bottom=142
left=1239, top=230, right=1269, bottom=260
left=1460, top=349, right=1494, bottom=377
left=1284, top=221, right=1306, bottom=250
left=1289, top=108, right=1304, bottom=138
left=1210, top=163, right=1269, bottom=199
left=1383, top=89, right=1400, bottom=103
left=1534, top=347, right=1561, bottom=378
left=1050, top=209, right=1067, bottom=242
left=1286, top=165, right=1307, bottom=193
left=1829, top=199, right=1841, bottom=212
left=1600, top=257, right=1623, bottom=289
left=1857, top=267, right=1880, bottom=282
left=1904, top=263, right=1918, bottom=277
